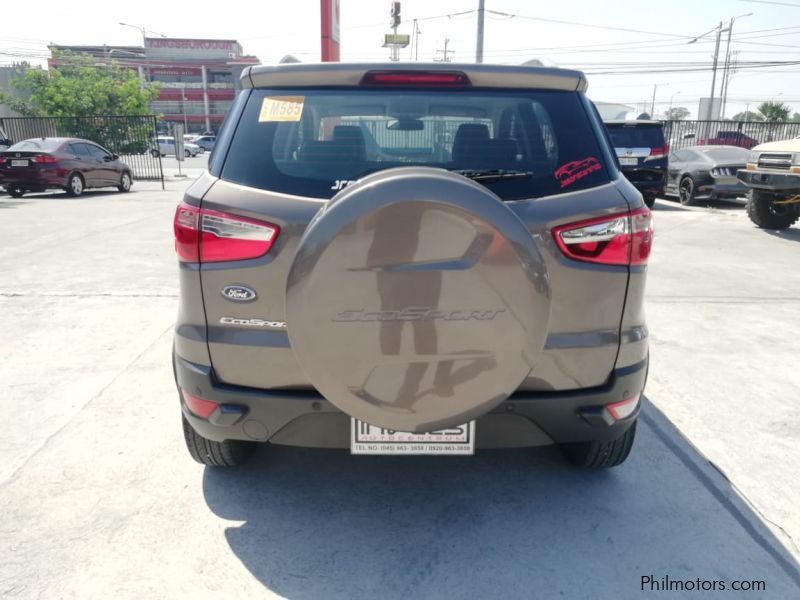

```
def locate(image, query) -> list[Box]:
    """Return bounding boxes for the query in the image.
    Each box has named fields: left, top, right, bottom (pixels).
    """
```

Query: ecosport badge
left=221, top=285, right=257, bottom=302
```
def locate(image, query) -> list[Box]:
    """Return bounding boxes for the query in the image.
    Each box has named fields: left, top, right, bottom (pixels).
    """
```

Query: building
left=49, top=38, right=259, bottom=133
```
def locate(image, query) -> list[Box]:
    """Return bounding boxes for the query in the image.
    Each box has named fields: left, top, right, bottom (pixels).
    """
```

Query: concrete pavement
left=0, top=183, right=798, bottom=598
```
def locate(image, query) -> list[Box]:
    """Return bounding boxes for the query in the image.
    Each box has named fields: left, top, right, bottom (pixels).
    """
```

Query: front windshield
left=220, top=88, right=610, bottom=200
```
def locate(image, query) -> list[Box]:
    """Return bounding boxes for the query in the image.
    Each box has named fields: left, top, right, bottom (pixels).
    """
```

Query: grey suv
left=173, top=63, right=652, bottom=469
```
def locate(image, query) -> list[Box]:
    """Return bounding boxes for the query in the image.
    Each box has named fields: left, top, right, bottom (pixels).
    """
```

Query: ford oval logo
left=221, top=285, right=257, bottom=302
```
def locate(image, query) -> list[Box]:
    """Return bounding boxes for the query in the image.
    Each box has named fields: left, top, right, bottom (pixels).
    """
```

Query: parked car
left=664, top=145, right=750, bottom=206
left=192, top=134, right=216, bottom=153
left=0, top=137, right=133, bottom=198
left=704, top=130, right=760, bottom=149
left=173, top=63, right=652, bottom=469
left=737, top=137, right=800, bottom=229
left=183, top=134, right=205, bottom=154
left=152, top=136, right=201, bottom=158
left=604, top=120, right=668, bottom=208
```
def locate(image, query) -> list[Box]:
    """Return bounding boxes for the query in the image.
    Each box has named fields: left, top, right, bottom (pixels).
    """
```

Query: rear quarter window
left=220, top=88, right=611, bottom=200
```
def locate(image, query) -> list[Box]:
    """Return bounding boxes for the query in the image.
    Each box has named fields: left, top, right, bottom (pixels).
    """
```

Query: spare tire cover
left=286, top=167, right=550, bottom=433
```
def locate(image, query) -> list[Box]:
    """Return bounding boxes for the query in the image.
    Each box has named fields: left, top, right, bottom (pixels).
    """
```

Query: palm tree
left=756, top=101, right=792, bottom=122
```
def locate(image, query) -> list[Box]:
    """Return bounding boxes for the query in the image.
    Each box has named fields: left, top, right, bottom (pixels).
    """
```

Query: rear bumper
left=737, top=170, right=800, bottom=192
left=174, top=352, right=647, bottom=449
left=0, top=169, right=67, bottom=190
left=695, top=181, right=749, bottom=199
left=621, top=168, right=666, bottom=198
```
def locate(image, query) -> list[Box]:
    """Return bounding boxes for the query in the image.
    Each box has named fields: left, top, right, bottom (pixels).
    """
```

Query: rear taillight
left=32, top=154, right=58, bottom=164
left=0, top=156, right=6, bottom=165
left=173, top=202, right=280, bottom=263
left=644, top=144, right=669, bottom=161
left=360, top=70, right=471, bottom=87
left=552, top=207, right=653, bottom=266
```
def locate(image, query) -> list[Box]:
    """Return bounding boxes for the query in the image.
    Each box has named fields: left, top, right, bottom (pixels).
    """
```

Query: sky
left=2, top=0, right=800, bottom=118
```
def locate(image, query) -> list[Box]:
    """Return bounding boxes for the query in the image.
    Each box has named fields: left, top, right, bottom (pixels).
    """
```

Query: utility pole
left=709, top=22, right=722, bottom=121
left=436, top=39, right=452, bottom=62
left=651, top=84, right=657, bottom=117
left=476, top=0, right=485, bottom=64
left=720, top=13, right=752, bottom=118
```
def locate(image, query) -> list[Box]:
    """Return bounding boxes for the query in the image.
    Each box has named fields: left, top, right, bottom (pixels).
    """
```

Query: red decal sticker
left=554, top=157, right=602, bottom=188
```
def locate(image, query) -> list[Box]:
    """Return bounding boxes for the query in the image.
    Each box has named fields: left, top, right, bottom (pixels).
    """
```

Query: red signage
left=320, top=0, right=341, bottom=62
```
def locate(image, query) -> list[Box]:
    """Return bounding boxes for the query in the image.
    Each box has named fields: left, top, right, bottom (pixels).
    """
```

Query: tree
left=730, top=110, right=763, bottom=122
left=0, top=50, right=159, bottom=117
left=792, top=112, right=800, bottom=122
left=756, top=101, right=792, bottom=122
left=664, top=106, right=690, bottom=120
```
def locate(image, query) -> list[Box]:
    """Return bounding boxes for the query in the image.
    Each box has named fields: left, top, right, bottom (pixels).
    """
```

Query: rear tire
left=181, top=414, right=256, bottom=467
left=746, top=190, right=799, bottom=230
left=65, top=173, right=84, bottom=197
left=643, top=194, right=656, bottom=208
left=184, top=149, right=191, bottom=158
left=560, top=421, right=637, bottom=469
left=678, top=176, right=696, bottom=206
left=8, top=187, right=24, bottom=198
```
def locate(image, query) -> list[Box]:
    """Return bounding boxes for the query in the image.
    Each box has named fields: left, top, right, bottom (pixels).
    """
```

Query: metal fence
left=0, top=115, right=164, bottom=184
left=662, top=119, right=800, bottom=152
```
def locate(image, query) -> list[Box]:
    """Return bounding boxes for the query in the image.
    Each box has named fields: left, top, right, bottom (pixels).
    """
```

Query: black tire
left=746, top=190, right=799, bottom=230
left=560, top=421, right=637, bottom=469
left=117, top=171, right=132, bottom=193
left=181, top=414, right=256, bottom=467
left=643, top=194, right=656, bottom=208
left=8, top=186, right=24, bottom=198
left=65, top=173, right=84, bottom=197
left=678, top=176, right=696, bottom=206
left=184, top=149, right=191, bottom=158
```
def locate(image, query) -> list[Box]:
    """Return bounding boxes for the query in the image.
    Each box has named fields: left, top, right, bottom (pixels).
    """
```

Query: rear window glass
left=9, top=139, right=63, bottom=152
left=697, top=146, right=750, bottom=162
left=220, top=88, right=610, bottom=200
left=605, top=125, right=665, bottom=149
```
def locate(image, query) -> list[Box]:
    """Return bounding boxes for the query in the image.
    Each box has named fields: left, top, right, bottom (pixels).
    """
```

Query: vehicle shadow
left=202, top=399, right=800, bottom=599
left=762, top=227, right=800, bottom=243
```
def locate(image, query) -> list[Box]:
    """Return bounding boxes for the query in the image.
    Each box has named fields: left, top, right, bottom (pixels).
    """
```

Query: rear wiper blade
left=453, top=169, right=532, bottom=182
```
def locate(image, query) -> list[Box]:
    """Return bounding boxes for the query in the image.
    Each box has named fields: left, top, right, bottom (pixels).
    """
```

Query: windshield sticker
left=554, top=157, right=602, bottom=188
left=258, top=96, right=305, bottom=122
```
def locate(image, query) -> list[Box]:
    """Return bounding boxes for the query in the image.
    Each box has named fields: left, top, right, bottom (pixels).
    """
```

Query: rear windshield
left=220, top=88, right=611, bottom=200
left=605, top=124, right=665, bottom=149
left=8, top=139, right=63, bottom=152
left=697, top=146, right=750, bottom=162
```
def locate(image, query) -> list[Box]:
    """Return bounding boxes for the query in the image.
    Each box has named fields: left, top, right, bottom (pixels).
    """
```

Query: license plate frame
left=619, top=157, right=638, bottom=166
left=11, top=159, right=29, bottom=167
left=351, top=419, right=475, bottom=455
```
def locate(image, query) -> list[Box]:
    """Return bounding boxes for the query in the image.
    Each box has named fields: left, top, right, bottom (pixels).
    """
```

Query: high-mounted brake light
left=552, top=207, right=653, bottom=266
left=173, top=202, right=280, bottom=263
left=360, top=70, right=471, bottom=87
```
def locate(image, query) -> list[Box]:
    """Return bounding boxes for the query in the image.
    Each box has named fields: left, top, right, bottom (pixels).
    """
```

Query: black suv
left=605, top=120, right=668, bottom=207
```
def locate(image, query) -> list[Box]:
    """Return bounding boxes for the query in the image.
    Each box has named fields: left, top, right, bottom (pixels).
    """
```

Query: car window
left=86, top=144, right=110, bottom=159
left=69, top=143, right=90, bottom=157
left=672, top=149, right=692, bottom=162
left=606, top=125, right=665, bottom=149
left=697, top=146, right=750, bottom=162
left=220, top=88, right=611, bottom=201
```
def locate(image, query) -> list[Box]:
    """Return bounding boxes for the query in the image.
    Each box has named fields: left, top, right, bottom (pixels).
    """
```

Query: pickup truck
left=737, top=137, right=800, bottom=229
